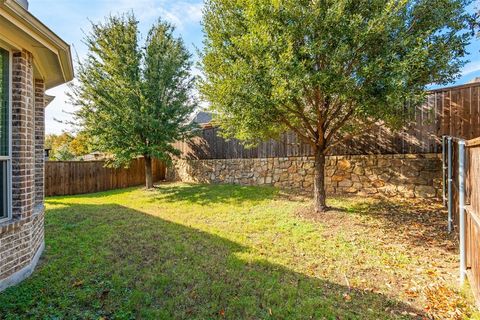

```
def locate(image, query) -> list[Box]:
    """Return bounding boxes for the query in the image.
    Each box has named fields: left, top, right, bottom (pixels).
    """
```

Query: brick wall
left=34, top=79, right=45, bottom=207
left=11, top=50, right=35, bottom=219
left=168, top=154, right=442, bottom=199
left=0, top=213, right=44, bottom=283
left=0, top=50, right=46, bottom=291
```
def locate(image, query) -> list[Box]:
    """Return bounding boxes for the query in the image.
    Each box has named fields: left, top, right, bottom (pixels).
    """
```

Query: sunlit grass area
left=0, top=183, right=476, bottom=319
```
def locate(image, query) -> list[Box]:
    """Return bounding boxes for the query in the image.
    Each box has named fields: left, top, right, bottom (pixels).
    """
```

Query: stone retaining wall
left=168, top=154, right=442, bottom=198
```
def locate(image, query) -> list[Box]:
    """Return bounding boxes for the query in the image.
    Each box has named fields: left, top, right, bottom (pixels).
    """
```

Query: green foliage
left=69, top=131, right=94, bottom=157
left=201, top=0, right=476, bottom=150
left=45, top=132, right=93, bottom=161
left=70, top=14, right=196, bottom=167
left=45, top=133, right=73, bottom=160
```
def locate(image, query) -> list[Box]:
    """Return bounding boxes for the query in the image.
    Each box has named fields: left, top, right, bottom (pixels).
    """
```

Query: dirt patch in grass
left=296, top=198, right=474, bottom=320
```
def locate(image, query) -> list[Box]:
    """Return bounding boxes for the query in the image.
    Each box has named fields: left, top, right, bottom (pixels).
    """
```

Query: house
left=191, top=110, right=213, bottom=128
left=78, top=151, right=109, bottom=161
left=0, top=0, right=73, bottom=291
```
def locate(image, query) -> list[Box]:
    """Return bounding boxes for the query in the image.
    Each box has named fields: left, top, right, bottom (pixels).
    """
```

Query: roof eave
left=1, top=0, right=74, bottom=88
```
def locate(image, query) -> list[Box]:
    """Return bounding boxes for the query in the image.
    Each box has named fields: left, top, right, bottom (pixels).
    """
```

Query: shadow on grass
left=0, top=202, right=422, bottom=319
left=151, top=183, right=280, bottom=206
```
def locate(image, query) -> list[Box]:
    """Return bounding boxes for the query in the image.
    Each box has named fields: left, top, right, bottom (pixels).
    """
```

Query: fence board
left=466, top=140, right=480, bottom=304
left=45, top=158, right=166, bottom=197
left=446, top=135, right=480, bottom=305
left=179, top=83, right=480, bottom=160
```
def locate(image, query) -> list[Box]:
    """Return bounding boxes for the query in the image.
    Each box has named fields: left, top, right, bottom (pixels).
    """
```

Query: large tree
left=71, top=14, right=196, bottom=188
left=201, top=0, right=476, bottom=212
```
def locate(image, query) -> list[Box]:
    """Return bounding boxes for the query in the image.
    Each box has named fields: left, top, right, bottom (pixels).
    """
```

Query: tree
left=70, top=14, right=196, bottom=188
left=201, top=0, right=476, bottom=212
left=69, top=131, right=93, bottom=157
left=45, top=132, right=93, bottom=160
left=45, top=133, right=75, bottom=161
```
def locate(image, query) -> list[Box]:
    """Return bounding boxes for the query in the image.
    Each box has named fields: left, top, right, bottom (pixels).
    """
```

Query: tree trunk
left=145, top=155, right=153, bottom=189
left=313, top=148, right=328, bottom=213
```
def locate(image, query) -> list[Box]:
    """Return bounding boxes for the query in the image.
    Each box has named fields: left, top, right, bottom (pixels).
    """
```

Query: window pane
left=0, top=161, right=6, bottom=219
left=0, top=48, right=8, bottom=156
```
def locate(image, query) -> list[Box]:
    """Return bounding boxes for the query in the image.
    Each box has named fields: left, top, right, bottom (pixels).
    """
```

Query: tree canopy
left=45, top=132, right=93, bottom=161
left=201, top=0, right=476, bottom=211
left=70, top=14, right=197, bottom=187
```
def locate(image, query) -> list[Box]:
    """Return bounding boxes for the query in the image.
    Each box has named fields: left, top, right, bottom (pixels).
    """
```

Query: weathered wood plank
left=45, top=158, right=166, bottom=197
left=176, top=83, right=480, bottom=159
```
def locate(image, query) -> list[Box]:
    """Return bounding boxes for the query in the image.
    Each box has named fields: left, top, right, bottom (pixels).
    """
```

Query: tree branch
left=325, top=103, right=355, bottom=144
left=323, top=100, right=345, bottom=130
left=324, top=121, right=378, bottom=154
left=283, top=101, right=318, bottom=141
left=278, top=115, right=317, bottom=149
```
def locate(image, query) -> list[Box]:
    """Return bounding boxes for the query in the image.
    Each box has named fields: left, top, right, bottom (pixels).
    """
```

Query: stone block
left=377, top=158, right=390, bottom=167
left=303, top=180, right=313, bottom=188
left=331, top=175, right=345, bottom=182
left=345, top=187, right=358, bottom=193
left=397, top=185, right=415, bottom=198
left=414, top=185, right=436, bottom=198
left=338, top=179, right=353, bottom=187
left=371, top=179, right=385, bottom=188
left=337, top=159, right=352, bottom=171
left=378, top=185, right=398, bottom=196
left=325, top=168, right=335, bottom=177
left=303, top=162, right=314, bottom=169
left=352, top=165, right=364, bottom=175
left=363, top=188, right=378, bottom=194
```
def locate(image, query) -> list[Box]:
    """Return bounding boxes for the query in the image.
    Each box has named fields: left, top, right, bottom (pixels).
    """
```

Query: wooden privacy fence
left=176, top=82, right=480, bottom=159
left=443, top=135, right=480, bottom=304
left=45, top=157, right=166, bottom=197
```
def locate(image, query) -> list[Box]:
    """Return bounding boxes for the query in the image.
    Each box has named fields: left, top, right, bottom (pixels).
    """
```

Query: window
left=0, top=48, right=10, bottom=221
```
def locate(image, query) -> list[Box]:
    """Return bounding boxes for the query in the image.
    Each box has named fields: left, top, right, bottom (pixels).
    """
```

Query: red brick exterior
left=34, top=79, right=45, bottom=206
left=0, top=50, right=45, bottom=290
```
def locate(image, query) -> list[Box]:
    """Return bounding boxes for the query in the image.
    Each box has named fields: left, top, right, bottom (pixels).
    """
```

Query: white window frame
left=0, top=47, right=12, bottom=223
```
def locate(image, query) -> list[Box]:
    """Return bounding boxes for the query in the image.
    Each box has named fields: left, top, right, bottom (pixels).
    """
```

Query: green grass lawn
left=0, top=183, right=476, bottom=319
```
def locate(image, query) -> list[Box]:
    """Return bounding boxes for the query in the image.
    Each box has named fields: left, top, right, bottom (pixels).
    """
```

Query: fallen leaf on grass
left=72, top=280, right=84, bottom=288
left=425, top=269, right=438, bottom=277
left=423, top=284, right=467, bottom=320
left=405, top=287, right=419, bottom=298
left=343, top=293, right=351, bottom=302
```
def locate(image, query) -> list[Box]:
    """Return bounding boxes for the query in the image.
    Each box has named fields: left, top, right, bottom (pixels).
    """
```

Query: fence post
left=442, top=136, right=447, bottom=207
left=448, top=137, right=453, bottom=233
left=459, top=139, right=466, bottom=284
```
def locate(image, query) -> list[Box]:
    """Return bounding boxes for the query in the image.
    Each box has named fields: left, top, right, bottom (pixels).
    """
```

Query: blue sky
left=29, top=0, right=204, bottom=134
left=28, top=0, right=480, bottom=134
